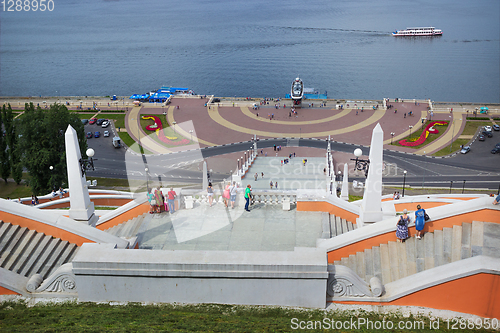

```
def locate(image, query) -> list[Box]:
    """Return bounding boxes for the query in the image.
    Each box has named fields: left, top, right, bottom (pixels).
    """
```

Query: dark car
left=94, top=131, right=100, bottom=138
left=89, top=118, right=97, bottom=125
left=494, top=124, right=500, bottom=131
left=491, top=147, right=500, bottom=154
left=81, top=119, right=89, bottom=125
left=496, top=143, right=500, bottom=149
left=96, top=119, right=105, bottom=126
left=482, top=131, right=493, bottom=138
left=86, top=132, right=92, bottom=139
left=211, top=98, right=221, bottom=103
left=477, top=135, right=485, bottom=141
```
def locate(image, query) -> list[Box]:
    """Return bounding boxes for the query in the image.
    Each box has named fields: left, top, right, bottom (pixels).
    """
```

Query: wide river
left=1, top=0, right=499, bottom=103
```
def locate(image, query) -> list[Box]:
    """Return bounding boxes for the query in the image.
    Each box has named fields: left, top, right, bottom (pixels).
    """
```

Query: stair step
left=0, top=227, right=28, bottom=266
left=0, top=224, right=20, bottom=254
left=397, top=240, right=408, bottom=279
left=329, top=215, right=336, bottom=237
left=341, top=219, right=348, bottom=235
left=415, top=235, right=425, bottom=273
left=119, top=218, right=136, bottom=238
left=0, top=222, right=11, bottom=243
left=3, top=229, right=36, bottom=271
left=461, top=222, right=472, bottom=259
left=379, top=243, right=391, bottom=284
left=335, top=216, right=342, bottom=236
left=372, top=246, right=382, bottom=282
left=405, top=236, right=417, bottom=276
left=388, top=241, right=399, bottom=282
left=364, top=248, right=373, bottom=282
left=433, top=229, right=444, bottom=267
left=340, top=257, right=348, bottom=267
left=482, top=222, right=500, bottom=258
left=451, top=225, right=462, bottom=262
left=130, top=214, right=147, bottom=238
left=355, top=251, right=365, bottom=280
left=347, top=254, right=357, bottom=273
left=347, top=221, right=354, bottom=232
left=424, top=233, right=435, bottom=270
left=471, top=221, right=484, bottom=256
left=15, top=233, right=44, bottom=275
left=51, top=243, right=77, bottom=272
left=443, top=227, right=453, bottom=264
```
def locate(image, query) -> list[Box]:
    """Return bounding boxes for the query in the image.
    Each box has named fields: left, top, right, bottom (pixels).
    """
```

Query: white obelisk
left=65, top=125, right=98, bottom=226
left=340, top=163, right=349, bottom=201
left=202, top=161, right=208, bottom=190
left=358, top=123, right=384, bottom=225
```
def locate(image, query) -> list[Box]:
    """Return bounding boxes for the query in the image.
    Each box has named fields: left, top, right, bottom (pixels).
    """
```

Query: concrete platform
left=139, top=202, right=323, bottom=251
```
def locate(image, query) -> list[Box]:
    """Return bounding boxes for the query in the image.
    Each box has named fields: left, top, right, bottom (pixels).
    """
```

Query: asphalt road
left=84, top=123, right=500, bottom=191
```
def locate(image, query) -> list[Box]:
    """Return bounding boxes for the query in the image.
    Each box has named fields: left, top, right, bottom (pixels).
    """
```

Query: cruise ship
left=291, top=77, right=304, bottom=107
left=392, top=27, right=443, bottom=37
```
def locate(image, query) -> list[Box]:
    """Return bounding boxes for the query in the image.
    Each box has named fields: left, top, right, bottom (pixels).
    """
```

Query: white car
left=102, top=120, right=110, bottom=128
left=103, top=130, right=110, bottom=137
left=484, top=125, right=492, bottom=132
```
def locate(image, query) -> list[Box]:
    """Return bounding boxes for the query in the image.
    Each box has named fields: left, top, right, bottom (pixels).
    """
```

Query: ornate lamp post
left=390, top=132, right=395, bottom=144
left=79, top=148, right=96, bottom=177
left=409, top=125, right=413, bottom=139
left=145, top=167, right=149, bottom=192
left=350, top=148, right=370, bottom=177
left=402, top=170, right=407, bottom=197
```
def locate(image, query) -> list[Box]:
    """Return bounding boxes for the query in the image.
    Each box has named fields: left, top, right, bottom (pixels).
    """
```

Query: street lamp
left=172, top=121, right=177, bottom=133
left=390, top=132, right=395, bottom=144
left=189, top=130, right=194, bottom=141
left=409, top=125, right=413, bottom=139
left=450, top=180, right=453, bottom=194
left=402, top=170, right=407, bottom=197
left=462, top=180, right=466, bottom=194
left=350, top=148, right=370, bottom=177
left=145, top=168, right=149, bottom=191
left=79, top=148, right=96, bottom=177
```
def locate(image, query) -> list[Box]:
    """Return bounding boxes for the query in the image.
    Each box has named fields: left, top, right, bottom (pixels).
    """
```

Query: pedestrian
left=31, top=195, right=36, bottom=206
left=396, top=209, right=410, bottom=242
left=254, top=173, right=258, bottom=181
left=154, top=186, right=163, bottom=213
left=261, top=172, right=264, bottom=178
left=35, top=195, right=39, bottom=205
left=275, top=181, right=278, bottom=189
left=223, top=182, right=230, bottom=208
left=147, top=190, right=155, bottom=214
left=270, top=181, right=273, bottom=189
left=229, top=181, right=238, bottom=209
left=207, top=182, right=214, bottom=207
left=493, top=194, right=500, bottom=205
left=244, top=184, right=252, bottom=212
left=274, top=144, right=276, bottom=151
left=404, top=113, right=406, bottom=118
left=415, top=204, right=426, bottom=239
left=356, top=110, right=358, bottom=115
left=261, top=149, right=263, bottom=155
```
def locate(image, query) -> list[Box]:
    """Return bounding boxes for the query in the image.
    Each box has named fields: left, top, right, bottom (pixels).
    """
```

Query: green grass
left=462, top=120, right=493, bottom=135
left=390, top=122, right=449, bottom=149
left=2, top=300, right=491, bottom=333
left=432, top=138, right=470, bottom=156
left=348, top=194, right=363, bottom=202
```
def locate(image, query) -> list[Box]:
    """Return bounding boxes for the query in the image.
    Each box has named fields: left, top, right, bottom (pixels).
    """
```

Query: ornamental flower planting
left=142, top=115, right=190, bottom=145
left=398, top=121, right=448, bottom=147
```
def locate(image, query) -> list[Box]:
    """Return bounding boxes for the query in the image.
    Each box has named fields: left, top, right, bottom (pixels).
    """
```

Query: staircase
left=0, top=221, right=79, bottom=280
left=104, top=213, right=149, bottom=238
left=330, top=215, right=357, bottom=237
left=333, top=221, right=500, bottom=285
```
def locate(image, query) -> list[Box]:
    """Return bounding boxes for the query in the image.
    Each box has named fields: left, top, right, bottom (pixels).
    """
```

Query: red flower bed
left=398, top=121, right=448, bottom=147
left=142, top=115, right=190, bottom=146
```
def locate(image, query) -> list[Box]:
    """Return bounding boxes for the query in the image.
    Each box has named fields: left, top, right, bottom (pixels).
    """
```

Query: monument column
left=65, top=125, right=98, bottom=226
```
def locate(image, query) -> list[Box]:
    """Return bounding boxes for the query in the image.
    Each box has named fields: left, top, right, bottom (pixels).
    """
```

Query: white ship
left=392, top=27, right=443, bottom=37
left=291, top=77, right=304, bottom=107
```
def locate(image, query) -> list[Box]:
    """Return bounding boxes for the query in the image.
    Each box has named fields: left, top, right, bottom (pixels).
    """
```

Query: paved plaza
left=138, top=202, right=323, bottom=251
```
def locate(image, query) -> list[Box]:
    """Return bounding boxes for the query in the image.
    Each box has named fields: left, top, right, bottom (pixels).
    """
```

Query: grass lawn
left=390, top=122, right=449, bottom=149
left=0, top=180, right=32, bottom=199
left=432, top=138, right=470, bottom=157
left=461, top=120, right=492, bottom=136
left=1, top=301, right=488, bottom=333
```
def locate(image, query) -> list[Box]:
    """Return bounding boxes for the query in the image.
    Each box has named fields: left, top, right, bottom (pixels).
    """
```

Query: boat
left=291, top=78, right=304, bottom=106
left=392, top=27, right=442, bottom=37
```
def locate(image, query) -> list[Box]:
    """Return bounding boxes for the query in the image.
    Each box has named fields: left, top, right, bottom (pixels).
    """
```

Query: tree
left=0, top=105, right=11, bottom=183
left=3, top=104, right=23, bottom=185
left=16, top=103, right=87, bottom=195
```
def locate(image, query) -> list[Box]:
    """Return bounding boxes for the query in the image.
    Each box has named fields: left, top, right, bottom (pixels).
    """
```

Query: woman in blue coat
left=415, top=204, right=426, bottom=239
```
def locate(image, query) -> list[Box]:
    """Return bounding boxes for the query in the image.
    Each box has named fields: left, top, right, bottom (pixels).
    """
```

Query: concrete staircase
left=330, top=214, right=357, bottom=236
left=333, top=221, right=500, bottom=285
left=104, top=213, right=149, bottom=238
left=0, top=221, right=79, bottom=280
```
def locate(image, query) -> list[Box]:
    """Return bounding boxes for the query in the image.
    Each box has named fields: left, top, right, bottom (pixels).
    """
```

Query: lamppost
left=409, top=125, right=413, bottom=139
left=189, top=130, right=194, bottom=141
left=172, top=121, right=177, bottom=133
left=390, top=132, right=395, bottom=144
left=49, top=165, right=54, bottom=190
left=145, top=167, right=149, bottom=192
left=462, top=180, right=466, bottom=194
left=449, top=180, right=453, bottom=194
left=79, top=148, right=96, bottom=177
left=350, top=148, right=370, bottom=177
left=402, top=170, right=407, bottom=197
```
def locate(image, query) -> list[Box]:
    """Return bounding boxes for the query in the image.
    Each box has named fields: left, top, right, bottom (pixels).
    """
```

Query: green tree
left=17, top=103, right=87, bottom=195
left=3, top=104, right=23, bottom=185
left=0, top=105, right=11, bottom=183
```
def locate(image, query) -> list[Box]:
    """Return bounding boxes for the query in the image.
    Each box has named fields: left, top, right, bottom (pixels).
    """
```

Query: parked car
left=211, top=98, right=221, bottom=103
left=101, top=120, right=110, bottom=128
left=103, top=130, right=110, bottom=137
left=477, top=135, right=485, bottom=141
left=460, top=146, right=470, bottom=154
left=496, top=143, right=500, bottom=149
left=94, top=131, right=100, bottom=138
left=493, top=124, right=500, bottom=131
left=482, top=131, right=493, bottom=138
left=484, top=125, right=492, bottom=132
left=86, top=132, right=92, bottom=139
left=89, top=118, right=97, bottom=125
left=491, top=147, right=500, bottom=154
left=81, top=119, right=89, bottom=125
left=96, top=119, right=105, bottom=126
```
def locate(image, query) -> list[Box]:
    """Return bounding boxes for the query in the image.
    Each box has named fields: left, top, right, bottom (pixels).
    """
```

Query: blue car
left=94, top=131, right=100, bottom=138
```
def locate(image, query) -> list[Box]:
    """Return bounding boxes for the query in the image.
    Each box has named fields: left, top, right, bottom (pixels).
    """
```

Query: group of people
left=147, top=186, right=177, bottom=214
left=393, top=191, right=401, bottom=200
left=395, top=205, right=428, bottom=242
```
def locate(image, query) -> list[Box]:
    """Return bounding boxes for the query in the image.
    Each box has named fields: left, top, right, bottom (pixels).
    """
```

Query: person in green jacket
left=244, top=184, right=252, bottom=212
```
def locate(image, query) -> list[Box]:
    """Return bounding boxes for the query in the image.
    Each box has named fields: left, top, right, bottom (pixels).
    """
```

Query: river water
left=0, top=0, right=498, bottom=102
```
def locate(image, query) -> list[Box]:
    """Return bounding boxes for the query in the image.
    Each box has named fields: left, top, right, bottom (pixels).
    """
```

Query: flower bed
left=398, top=121, right=448, bottom=147
left=142, top=115, right=190, bottom=145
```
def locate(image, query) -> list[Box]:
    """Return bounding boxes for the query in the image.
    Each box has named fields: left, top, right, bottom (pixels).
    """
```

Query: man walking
left=245, top=185, right=252, bottom=212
